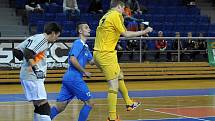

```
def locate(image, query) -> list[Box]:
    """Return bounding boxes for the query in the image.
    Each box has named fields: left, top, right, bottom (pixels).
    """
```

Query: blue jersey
left=63, top=39, right=92, bottom=81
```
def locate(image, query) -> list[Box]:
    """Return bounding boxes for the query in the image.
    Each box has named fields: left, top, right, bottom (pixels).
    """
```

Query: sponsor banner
left=0, top=41, right=73, bottom=68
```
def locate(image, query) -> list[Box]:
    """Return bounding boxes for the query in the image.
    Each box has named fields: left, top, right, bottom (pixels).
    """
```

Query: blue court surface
left=1, top=88, right=215, bottom=121
left=0, top=88, right=215, bottom=102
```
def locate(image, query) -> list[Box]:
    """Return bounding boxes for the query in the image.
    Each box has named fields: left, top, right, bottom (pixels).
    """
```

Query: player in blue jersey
left=50, top=22, right=94, bottom=121
left=14, top=22, right=61, bottom=121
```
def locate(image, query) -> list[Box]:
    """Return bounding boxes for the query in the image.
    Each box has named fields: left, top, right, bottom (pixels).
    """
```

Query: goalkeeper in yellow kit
left=93, top=0, right=153, bottom=121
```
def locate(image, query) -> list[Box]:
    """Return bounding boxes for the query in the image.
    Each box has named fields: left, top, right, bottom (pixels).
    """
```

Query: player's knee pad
left=108, top=78, right=119, bottom=92
left=34, top=102, right=50, bottom=116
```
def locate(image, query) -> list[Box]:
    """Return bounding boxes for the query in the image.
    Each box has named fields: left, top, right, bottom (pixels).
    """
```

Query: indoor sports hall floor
left=0, top=80, right=215, bottom=121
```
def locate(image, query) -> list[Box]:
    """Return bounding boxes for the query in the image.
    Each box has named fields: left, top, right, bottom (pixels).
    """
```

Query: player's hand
left=32, top=65, right=45, bottom=79
left=84, top=72, right=91, bottom=78
left=145, top=27, right=153, bottom=33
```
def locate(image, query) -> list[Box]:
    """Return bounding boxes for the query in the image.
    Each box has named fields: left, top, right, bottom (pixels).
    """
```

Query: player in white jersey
left=14, top=22, right=61, bottom=121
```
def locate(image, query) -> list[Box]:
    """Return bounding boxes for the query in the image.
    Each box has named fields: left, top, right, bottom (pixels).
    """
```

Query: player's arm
left=88, top=59, right=94, bottom=66
left=121, top=27, right=153, bottom=38
left=70, top=56, right=91, bottom=78
left=23, top=48, right=44, bottom=79
left=113, top=13, right=153, bottom=38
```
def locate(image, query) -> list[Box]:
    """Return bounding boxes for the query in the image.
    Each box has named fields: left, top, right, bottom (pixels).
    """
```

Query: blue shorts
left=56, top=78, right=91, bottom=102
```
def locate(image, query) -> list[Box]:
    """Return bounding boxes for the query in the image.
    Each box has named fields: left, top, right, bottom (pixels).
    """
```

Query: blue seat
left=208, top=24, right=215, bottom=32
left=164, top=31, right=174, bottom=37
left=36, top=21, right=45, bottom=34
left=166, top=7, right=178, bottom=15
left=80, top=13, right=94, bottom=23
left=208, top=32, right=215, bottom=37
left=147, top=40, right=156, bottom=50
left=162, top=24, right=174, bottom=31
left=196, top=24, right=209, bottom=33
left=15, top=0, right=26, bottom=9
left=102, top=0, right=111, bottom=12
left=152, top=15, right=165, bottom=23
left=184, top=24, right=196, bottom=32
left=28, top=12, right=45, bottom=33
left=173, top=24, right=185, bottom=32
left=63, top=21, right=75, bottom=31
left=149, top=31, right=157, bottom=37
left=186, top=7, right=200, bottom=15
left=172, top=0, right=183, bottom=6
left=165, top=15, right=176, bottom=24
left=90, top=30, right=96, bottom=37
left=61, top=30, right=72, bottom=37
left=147, top=7, right=158, bottom=14
left=197, top=16, right=210, bottom=24
left=175, top=15, right=187, bottom=24
left=143, top=14, right=152, bottom=22
left=53, top=0, right=63, bottom=6
left=89, top=22, right=99, bottom=31
left=55, top=13, right=67, bottom=25
left=44, top=13, right=55, bottom=22
left=46, top=4, right=63, bottom=13
left=176, top=7, right=187, bottom=15
left=28, top=12, right=45, bottom=26
left=151, top=23, right=163, bottom=32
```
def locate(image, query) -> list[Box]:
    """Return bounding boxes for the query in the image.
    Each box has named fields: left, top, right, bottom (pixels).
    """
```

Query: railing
left=0, top=37, right=215, bottom=67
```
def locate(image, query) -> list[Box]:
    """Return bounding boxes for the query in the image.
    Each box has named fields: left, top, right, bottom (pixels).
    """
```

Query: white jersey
left=17, top=34, right=48, bottom=81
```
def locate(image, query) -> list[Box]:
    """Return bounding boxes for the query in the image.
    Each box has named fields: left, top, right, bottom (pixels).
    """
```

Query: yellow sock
left=119, top=79, right=133, bottom=105
left=108, top=90, right=118, bottom=120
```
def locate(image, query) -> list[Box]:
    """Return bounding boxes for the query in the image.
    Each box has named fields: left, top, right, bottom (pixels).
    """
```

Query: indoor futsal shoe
left=106, top=115, right=120, bottom=121
left=126, top=101, right=141, bottom=111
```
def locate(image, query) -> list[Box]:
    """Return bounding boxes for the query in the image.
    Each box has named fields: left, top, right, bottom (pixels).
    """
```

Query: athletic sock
left=50, top=106, right=59, bottom=120
left=108, top=90, right=118, bottom=120
left=33, top=113, right=40, bottom=121
left=119, top=79, right=133, bottom=105
left=78, top=104, right=92, bottom=121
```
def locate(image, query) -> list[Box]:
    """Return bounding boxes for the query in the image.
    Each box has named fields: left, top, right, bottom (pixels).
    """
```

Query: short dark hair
left=44, top=22, right=61, bottom=35
left=110, top=0, right=125, bottom=8
left=76, top=21, right=88, bottom=34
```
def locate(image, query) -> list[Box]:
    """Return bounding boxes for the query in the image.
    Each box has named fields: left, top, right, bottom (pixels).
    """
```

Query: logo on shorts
left=86, top=92, right=91, bottom=97
left=85, top=52, right=88, bottom=56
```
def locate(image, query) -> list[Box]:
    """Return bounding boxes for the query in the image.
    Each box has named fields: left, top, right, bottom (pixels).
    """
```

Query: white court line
left=145, top=108, right=211, bottom=121
left=149, top=105, right=215, bottom=110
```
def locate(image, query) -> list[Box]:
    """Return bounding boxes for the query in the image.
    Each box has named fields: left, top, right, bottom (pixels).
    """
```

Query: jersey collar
left=79, top=39, right=88, bottom=48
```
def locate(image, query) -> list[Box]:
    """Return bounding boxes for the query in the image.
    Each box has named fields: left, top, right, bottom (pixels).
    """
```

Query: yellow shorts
left=93, top=51, right=120, bottom=80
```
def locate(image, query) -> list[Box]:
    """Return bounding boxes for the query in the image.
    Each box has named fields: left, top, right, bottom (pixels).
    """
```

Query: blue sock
left=78, top=104, right=92, bottom=121
left=50, top=106, right=59, bottom=120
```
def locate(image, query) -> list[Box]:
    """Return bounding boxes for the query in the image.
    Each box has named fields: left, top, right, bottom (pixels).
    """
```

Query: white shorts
left=21, top=79, right=47, bottom=101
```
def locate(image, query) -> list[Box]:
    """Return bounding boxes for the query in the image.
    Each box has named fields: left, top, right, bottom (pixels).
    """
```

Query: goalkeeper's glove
left=32, top=65, right=45, bottom=79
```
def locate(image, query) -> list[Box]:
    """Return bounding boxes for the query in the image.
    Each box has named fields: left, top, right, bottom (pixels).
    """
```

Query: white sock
left=40, top=115, right=51, bottom=121
left=34, top=113, right=40, bottom=121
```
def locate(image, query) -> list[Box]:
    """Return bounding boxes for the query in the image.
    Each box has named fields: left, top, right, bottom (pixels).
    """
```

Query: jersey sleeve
left=69, top=41, right=83, bottom=58
left=26, top=37, right=48, bottom=54
left=112, top=13, right=126, bottom=34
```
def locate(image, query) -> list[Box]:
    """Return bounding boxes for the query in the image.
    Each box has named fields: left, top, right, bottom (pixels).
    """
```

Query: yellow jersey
left=94, top=9, right=126, bottom=52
